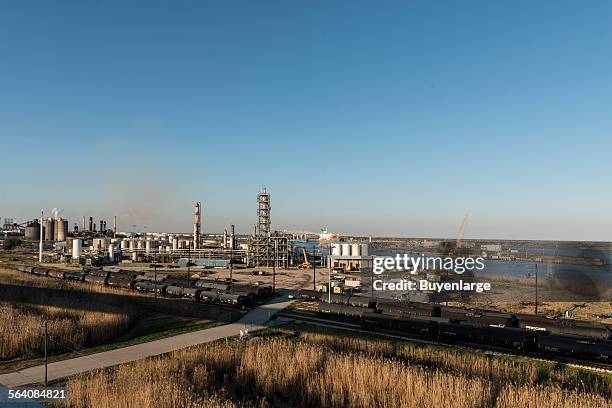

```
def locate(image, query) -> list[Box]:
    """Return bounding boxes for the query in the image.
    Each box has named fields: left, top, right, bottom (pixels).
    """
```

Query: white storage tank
left=108, top=244, right=115, bottom=262
left=331, top=243, right=341, bottom=256
left=351, top=243, right=361, bottom=257
left=72, top=239, right=82, bottom=259
left=172, top=238, right=178, bottom=250
left=120, top=240, right=127, bottom=250
left=145, top=240, right=151, bottom=253
left=341, top=243, right=350, bottom=256
left=360, top=243, right=369, bottom=257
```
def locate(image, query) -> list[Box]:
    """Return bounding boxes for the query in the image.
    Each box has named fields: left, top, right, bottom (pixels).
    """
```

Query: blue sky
left=1, top=1, right=611, bottom=240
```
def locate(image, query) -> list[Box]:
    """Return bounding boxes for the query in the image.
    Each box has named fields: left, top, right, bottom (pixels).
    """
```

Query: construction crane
left=298, top=246, right=312, bottom=269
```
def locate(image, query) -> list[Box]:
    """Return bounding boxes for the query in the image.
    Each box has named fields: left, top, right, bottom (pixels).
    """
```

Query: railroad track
left=278, top=310, right=612, bottom=373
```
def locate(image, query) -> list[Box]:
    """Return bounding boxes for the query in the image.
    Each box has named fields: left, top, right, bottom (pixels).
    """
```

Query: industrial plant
left=4, top=187, right=370, bottom=275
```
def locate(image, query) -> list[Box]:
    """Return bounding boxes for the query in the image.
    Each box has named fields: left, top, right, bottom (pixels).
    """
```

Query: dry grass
left=0, top=302, right=133, bottom=361
left=58, top=333, right=612, bottom=408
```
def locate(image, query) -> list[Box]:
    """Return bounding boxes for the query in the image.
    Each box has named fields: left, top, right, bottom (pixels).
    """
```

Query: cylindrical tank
left=145, top=240, right=151, bottom=253
left=56, top=218, right=68, bottom=241
left=172, top=238, right=178, bottom=250
left=108, top=244, right=115, bottom=262
left=132, top=252, right=138, bottom=261
left=72, top=239, right=82, bottom=259
left=44, top=218, right=55, bottom=241
left=351, top=243, right=361, bottom=257
left=137, top=240, right=144, bottom=250
left=360, top=243, right=369, bottom=257
left=341, top=243, right=351, bottom=256
left=120, top=240, right=127, bottom=250
left=25, top=221, right=41, bottom=240
left=331, top=243, right=341, bottom=256
left=129, top=240, right=135, bottom=250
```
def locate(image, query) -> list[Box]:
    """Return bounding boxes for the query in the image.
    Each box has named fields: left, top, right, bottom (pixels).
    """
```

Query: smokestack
left=89, top=217, right=93, bottom=232
left=100, top=220, right=104, bottom=232
left=93, top=224, right=96, bottom=232
left=113, top=215, right=117, bottom=238
left=230, top=224, right=235, bottom=250
left=193, top=201, right=202, bottom=249
left=82, top=216, right=86, bottom=231
left=223, top=229, right=227, bottom=249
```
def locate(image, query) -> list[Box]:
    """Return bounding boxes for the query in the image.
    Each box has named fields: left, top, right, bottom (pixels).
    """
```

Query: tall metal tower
left=257, top=187, right=270, bottom=238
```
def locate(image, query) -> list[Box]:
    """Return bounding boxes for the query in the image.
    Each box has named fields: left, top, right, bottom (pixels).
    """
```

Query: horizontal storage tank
left=72, top=239, right=82, bottom=259
left=351, top=243, right=361, bottom=257
left=331, top=243, right=341, bottom=256
left=341, top=243, right=351, bottom=256
left=361, top=243, right=369, bottom=256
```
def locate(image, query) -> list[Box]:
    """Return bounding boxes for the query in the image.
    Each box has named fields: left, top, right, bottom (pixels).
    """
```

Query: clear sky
left=1, top=1, right=611, bottom=240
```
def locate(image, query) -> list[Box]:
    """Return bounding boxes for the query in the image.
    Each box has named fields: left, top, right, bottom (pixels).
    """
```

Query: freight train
left=17, top=266, right=272, bottom=308
left=301, top=290, right=612, bottom=362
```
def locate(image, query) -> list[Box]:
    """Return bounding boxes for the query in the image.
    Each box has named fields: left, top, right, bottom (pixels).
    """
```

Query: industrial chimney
left=193, top=201, right=202, bottom=249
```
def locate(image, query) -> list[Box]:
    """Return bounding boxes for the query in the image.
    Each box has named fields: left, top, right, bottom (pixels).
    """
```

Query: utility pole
left=154, top=262, right=158, bottom=299
left=314, top=248, right=317, bottom=296
left=535, top=263, right=539, bottom=315
left=187, top=246, right=191, bottom=281
left=371, top=255, right=374, bottom=297
left=272, top=240, right=277, bottom=295
left=44, top=321, right=48, bottom=386
left=328, top=255, right=332, bottom=303
left=39, top=210, right=43, bottom=263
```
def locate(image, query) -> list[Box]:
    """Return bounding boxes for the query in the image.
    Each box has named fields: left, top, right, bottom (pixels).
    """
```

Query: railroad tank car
left=298, top=289, right=321, bottom=301
left=182, top=287, right=200, bottom=299
left=84, top=275, right=108, bottom=285
left=538, top=334, right=612, bottom=360
left=47, top=269, right=66, bottom=279
left=438, top=322, right=537, bottom=351
left=197, top=290, right=220, bottom=303
left=518, top=315, right=611, bottom=339
left=134, top=281, right=167, bottom=294
left=165, top=285, right=186, bottom=297
left=136, top=272, right=169, bottom=282
left=87, top=270, right=111, bottom=278
left=455, top=311, right=517, bottom=328
left=347, top=296, right=376, bottom=309
left=194, top=280, right=230, bottom=291
left=107, top=276, right=136, bottom=289
left=317, top=302, right=369, bottom=318
left=31, top=267, right=49, bottom=276
left=218, top=293, right=248, bottom=306
left=376, top=301, right=441, bottom=317
left=362, top=310, right=438, bottom=336
left=231, top=284, right=270, bottom=299
left=322, top=294, right=350, bottom=306
left=64, top=271, right=87, bottom=281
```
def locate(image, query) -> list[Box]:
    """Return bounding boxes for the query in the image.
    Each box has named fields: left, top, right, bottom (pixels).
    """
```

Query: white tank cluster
left=331, top=242, right=369, bottom=257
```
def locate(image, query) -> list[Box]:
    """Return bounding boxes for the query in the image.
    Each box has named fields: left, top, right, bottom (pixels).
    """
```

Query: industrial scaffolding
left=247, top=187, right=289, bottom=268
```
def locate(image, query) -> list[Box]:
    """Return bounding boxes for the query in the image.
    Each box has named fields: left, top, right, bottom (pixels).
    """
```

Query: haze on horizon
left=1, top=2, right=611, bottom=242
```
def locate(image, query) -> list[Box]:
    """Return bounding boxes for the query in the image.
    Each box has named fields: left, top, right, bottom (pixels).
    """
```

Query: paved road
left=0, top=297, right=294, bottom=388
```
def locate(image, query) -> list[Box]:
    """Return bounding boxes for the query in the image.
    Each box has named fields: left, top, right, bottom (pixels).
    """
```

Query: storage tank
left=120, top=240, right=127, bottom=250
left=351, top=243, right=361, bottom=257
left=44, top=218, right=55, bottom=241
left=108, top=244, right=115, bottom=262
left=129, top=240, right=135, bottom=250
left=145, top=240, right=151, bottom=253
left=172, top=238, right=178, bottom=250
left=56, top=218, right=68, bottom=241
left=360, top=243, right=369, bottom=257
left=72, top=239, right=82, bottom=259
left=25, top=221, right=41, bottom=240
left=331, top=243, right=341, bottom=256
left=341, top=243, right=351, bottom=256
